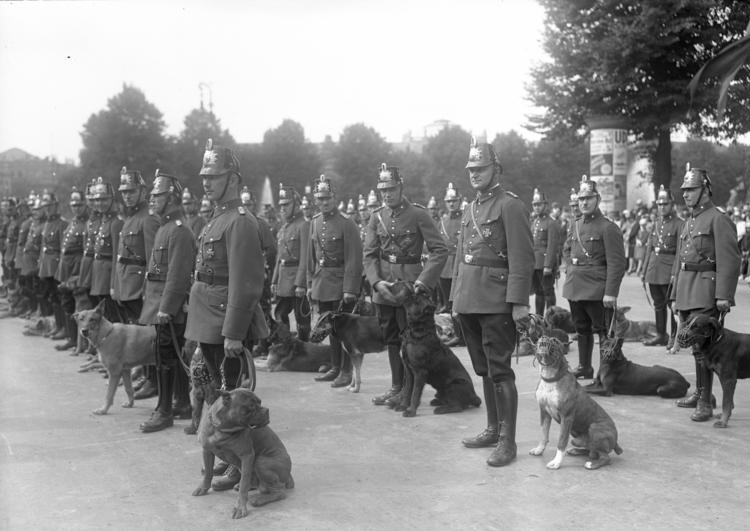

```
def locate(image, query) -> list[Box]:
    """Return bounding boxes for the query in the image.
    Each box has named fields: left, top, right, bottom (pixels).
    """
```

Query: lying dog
left=310, top=311, right=384, bottom=392
left=262, top=322, right=332, bottom=373
left=614, top=306, right=657, bottom=342
left=193, top=387, right=294, bottom=519
left=529, top=336, right=623, bottom=470
left=390, top=281, right=481, bottom=417
left=583, top=336, right=689, bottom=398
left=21, top=316, right=56, bottom=337
left=544, top=306, right=576, bottom=334
left=74, top=301, right=156, bottom=415
left=677, top=314, right=750, bottom=428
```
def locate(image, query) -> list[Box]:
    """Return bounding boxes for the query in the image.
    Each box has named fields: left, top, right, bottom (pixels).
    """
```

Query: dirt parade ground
left=1, top=274, right=749, bottom=531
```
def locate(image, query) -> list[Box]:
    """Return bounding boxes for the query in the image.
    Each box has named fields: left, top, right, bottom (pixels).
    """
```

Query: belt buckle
left=319, top=258, right=325, bottom=267
left=680, top=262, right=686, bottom=270
left=571, top=257, right=579, bottom=265
left=654, top=247, right=661, bottom=255
left=388, top=254, right=397, bottom=263
left=280, top=259, right=286, bottom=265
left=464, top=254, right=473, bottom=264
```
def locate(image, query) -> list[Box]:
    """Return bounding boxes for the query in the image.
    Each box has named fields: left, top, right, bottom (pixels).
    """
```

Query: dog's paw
left=232, top=504, right=249, bottom=519
left=546, top=450, right=564, bottom=469
left=348, top=384, right=360, bottom=393
left=92, top=407, right=108, bottom=415
left=402, top=408, right=416, bottom=418
left=529, top=445, right=545, bottom=456
left=121, top=401, right=134, bottom=408
left=713, top=419, right=729, bottom=428
left=192, top=486, right=210, bottom=496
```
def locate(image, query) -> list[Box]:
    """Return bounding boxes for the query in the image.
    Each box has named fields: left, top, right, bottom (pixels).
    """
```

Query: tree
left=421, top=125, right=473, bottom=200
left=529, top=0, right=750, bottom=190
left=79, top=84, right=169, bottom=182
left=334, top=123, right=392, bottom=199
left=260, top=119, right=321, bottom=199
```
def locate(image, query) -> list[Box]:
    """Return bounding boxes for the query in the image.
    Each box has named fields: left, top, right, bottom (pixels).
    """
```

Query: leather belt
left=380, top=251, right=421, bottom=265
left=195, top=270, right=229, bottom=286
left=63, top=249, right=82, bottom=256
left=84, top=251, right=95, bottom=258
left=117, top=255, right=147, bottom=266
left=146, top=271, right=166, bottom=281
left=654, top=249, right=675, bottom=256
left=279, top=259, right=299, bottom=266
left=462, top=254, right=508, bottom=268
left=680, top=262, right=715, bottom=272
left=570, top=258, right=605, bottom=266
left=42, top=247, right=60, bottom=255
left=94, top=253, right=112, bottom=260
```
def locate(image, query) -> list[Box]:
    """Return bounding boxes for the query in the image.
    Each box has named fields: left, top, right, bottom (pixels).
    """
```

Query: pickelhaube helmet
left=376, top=163, right=403, bottom=189
left=199, top=195, right=212, bottom=214
left=313, top=174, right=334, bottom=198
left=39, top=189, right=58, bottom=206
left=151, top=169, right=183, bottom=197
left=32, top=194, right=44, bottom=210
left=26, top=191, right=38, bottom=207
left=85, top=179, right=96, bottom=201
left=655, top=185, right=674, bottom=205
left=118, top=167, right=146, bottom=192
left=338, top=200, right=346, bottom=211
left=346, top=199, right=356, bottom=214
left=568, top=187, right=579, bottom=206
left=199, top=138, right=241, bottom=178
left=444, top=183, right=459, bottom=201
left=182, top=187, right=197, bottom=204
left=465, top=136, right=501, bottom=170
left=427, top=196, right=437, bottom=209
left=532, top=188, right=548, bottom=204
left=91, top=177, right=114, bottom=199
left=680, top=162, right=712, bottom=194
left=366, top=189, right=379, bottom=207
left=577, top=174, right=598, bottom=198
left=69, top=187, right=85, bottom=206
left=278, top=183, right=299, bottom=206
left=240, top=185, right=254, bottom=205
left=357, top=194, right=367, bottom=210
left=301, top=194, right=311, bottom=209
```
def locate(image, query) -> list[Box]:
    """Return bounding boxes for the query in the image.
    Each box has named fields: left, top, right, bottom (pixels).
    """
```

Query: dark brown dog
left=677, top=314, right=750, bottom=428
left=544, top=306, right=576, bottom=334
left=193, top=387, right=294, bottom=519
left=310, top=311, right=385, bottom=392
left=390, top=281, right=481, bottom=417
left=583, top=336, right=690, bottom=398
left=263, top=322, right=332, bottom=373
left=530, top=336, right=623, bottom=470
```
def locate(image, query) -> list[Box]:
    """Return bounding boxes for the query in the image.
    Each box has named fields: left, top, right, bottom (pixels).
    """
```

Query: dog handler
left=530, top=187, right=561, bottom=316
left=185, top=139, right=266, bottom=490
left=437, top=183, right=462, bottom=313
left=670, top=164, right=740, bottom=422
left=364, top=164, right=447, bottom=406
left=138, top=171, right=196, bottom=433
left=451, top=138, right=533, bottom=467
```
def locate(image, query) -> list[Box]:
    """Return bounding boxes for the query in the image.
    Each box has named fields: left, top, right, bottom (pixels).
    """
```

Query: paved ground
left=1, top=274, right=749, bottom=531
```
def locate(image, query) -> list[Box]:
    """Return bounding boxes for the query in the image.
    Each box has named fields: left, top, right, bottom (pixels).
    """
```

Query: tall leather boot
left=56, top=314, right=78, bottom=351
left=315, top=338, right=341, bottom=382
left=487, top=380, right=518, bottom=467
left=572, top=334, right=594, bottom=379
left=372, top=344, right=404, bottom=405
left=50, top=304, right=68, bottom=340
left=331, top=351, right=353, bottom=388
left=666, top=312, right=677, bottom=350
left=172, top=365, right=192, bottom=420
left=643, top=309, right=667, bottom=346
left=462, top=377, right=499, bottom=448
left=140, top=365, right=175, bottom=433
left=134, top=365, right=158, bottom=399
left=677, top=357, right=702, bottom=408
left=297, top=324, right=310, bottom=343
left=691, top=365, right=714, bottom=422
left=535, top=293, right=545, bottom=317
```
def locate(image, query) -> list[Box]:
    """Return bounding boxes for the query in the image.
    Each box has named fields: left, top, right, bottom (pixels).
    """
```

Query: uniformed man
left=181, top=187, right=207, bottom=242
left=3, top=197, right=20, bottom=292
left=185, top=139, right=265, bottom=491
left=560, top=187, right=580, bottom=269
left=37, top=190, right=68, bottom=339
left=271, top=184, right=311, bottom=341
left=54, top=187, right=89, bottom=351
left=22, top=194, right=46, bottom=319
left=139, top=170, right=196, bottom=433
left=356, top=194, right=369, bottom=244
left=438, top=183, right=462, bottom=313
left=308, top=175, right=363, bottom=387
left=89, top=177, right=124, bottom=323
left=670, top=164, right=740, bottom=422
left=0, top=198, right=8, bottom=292
left=301, top=194, right=314, bottom=222
left=530, top=188, right=562, bottom=316
left=76, top=180, right=101, bottom=315
left=12, top=194, right=34, bottom=316
left=451, top=139, right=533, bottom=467
left=364, top=164, right=447, bottom=406
left=427, top=196, right=440, bottom=224
left=562, top=175, right=626, bottom=380
left=641, top=185, right=683, bottom=348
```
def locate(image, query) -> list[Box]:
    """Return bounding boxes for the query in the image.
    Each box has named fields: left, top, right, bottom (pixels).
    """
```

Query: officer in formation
left=181, top=187, right=207, bottom=244
left=437, top=183, right=462, bottom=313
left=562, top=175, right=626, bottom=381
left=198, top=195, right=213, bottom=222
left=12, top=194, right=35, bottom=315
left=671, top=164, right=740, bottom=422
left=139, top=170, right=196, bottom=433
left=309, top=174, right=363, bottom=387
left=364, top=164, right=447, bottom=406
left=3, top=198, right=21, bottom=299
left=89, top=178, right=123, bottom=322
left=76, top=181, right=102, bottom=323
left=271, top=184, right=311, bottom=342
left=530, top=188, right=562, bottom=317
left=427, top=196, right=441, bottom=224
left=452, top=138, right=533, bottom=468
left=21, top=193, right=45, bottom=320
left=38, top=191, right=68, bottom=339
left=640, top=185, right=683, bottom=349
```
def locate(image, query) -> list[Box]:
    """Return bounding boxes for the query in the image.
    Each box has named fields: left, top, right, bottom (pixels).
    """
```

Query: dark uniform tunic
left=643, top=213, right=683, bottom=285
left=530, top=212, right=562, bottom=315
left=77, top=212, right=101, bottom=291
left=439, top=210, right=462, bottom=280
left=21, top=218, right=44, bottom=277
left=272, top=212, right=309, bottom=297
left=185, top=213, right=207, bottom=244
left=38, top=214, right=67, bottom=279
left=90, top=211, right=123, bottom=298
left=4, top=215, right=20, bottom=271
left=113, top=204, right=158, bottom=304
left=14, top=216, right=32, bottom=274
left=308, top=208, right=362, bottom=302
left=56, top=213, right=87, bottom=284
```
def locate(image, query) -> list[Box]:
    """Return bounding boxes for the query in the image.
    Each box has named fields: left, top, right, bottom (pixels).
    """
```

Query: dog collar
left=540, top=373, right=566, bottom=383
left=94, top=326, right=115, bottom=347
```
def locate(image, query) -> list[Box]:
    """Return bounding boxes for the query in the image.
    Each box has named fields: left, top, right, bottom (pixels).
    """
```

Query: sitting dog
left=583, top=336, right=690, bottom=398
left=193, top=387, right=294, bottom=519
left=262, top=322, right=332, bottom=373
left=390, top=281, right=481, bottom=417
left=74, top=301, right=156, bottom=415
left=614, top=306, right=657, bottom=342
left=677, top=314, right=750, bottom=428
left=544, top=306, right=576, bottom=334
left=310, top=311, right=385, bottom=392
left=529, top=336, right=623, bottom=470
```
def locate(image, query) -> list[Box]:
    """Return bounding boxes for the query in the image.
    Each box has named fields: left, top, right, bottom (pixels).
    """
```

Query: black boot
left=677, top=358, right=703, bottom=408
left=316, top=336, right=343, bottom=382
left=134, top=366, right=158, bottom=399
left=535, top=294, right=545, bottom=317
left=691, top=365, right=714, bottom=422
left=373, top=345, right=404, bottom=405
left=572, top=334, right=594, bottom=379
left=297, top=324, right=310, bottom=343
left=172, top=365, right=192, bottom=420
left=331, top=353, right=353, bottom=388
left=644, top=309, right=668, bottom=346
left=462, top=377, right=499, bottom=448
left=140, top=365, right=174, bottom=433
left=487, top=380, right=518, bottom=467
left=56, top=314, right=78, bottom=351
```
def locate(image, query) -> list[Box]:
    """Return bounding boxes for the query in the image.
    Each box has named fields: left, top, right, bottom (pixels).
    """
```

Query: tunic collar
left=212, top=198, right=242, bottom=219
left=161, top=206, right=184, bottom=225
left=582, top=209, right=602, bottom=223
left=689, top=200, right=713, bottom=218
left=476, top=184, right=502, bottom=203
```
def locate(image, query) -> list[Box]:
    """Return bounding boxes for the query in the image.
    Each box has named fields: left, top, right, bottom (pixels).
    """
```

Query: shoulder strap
left=469, top=199, right=506, bottom=259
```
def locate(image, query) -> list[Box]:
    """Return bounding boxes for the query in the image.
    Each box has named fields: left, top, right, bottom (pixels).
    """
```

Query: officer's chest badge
left=205, top=245, right=215, bottom=259
left=482, top=227, right=492, bottom=238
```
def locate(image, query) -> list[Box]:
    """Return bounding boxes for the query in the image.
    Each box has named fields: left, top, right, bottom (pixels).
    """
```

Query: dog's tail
left=614, top=443, right=623, bottom=455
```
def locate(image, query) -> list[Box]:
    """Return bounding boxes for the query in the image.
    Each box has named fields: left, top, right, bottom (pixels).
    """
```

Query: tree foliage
left=333, top=123, right=392, bottom=199
left=258, top=119, right=322, bottom=199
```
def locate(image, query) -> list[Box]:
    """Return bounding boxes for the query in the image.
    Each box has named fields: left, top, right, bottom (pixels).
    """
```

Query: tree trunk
left=653, top=129, right=672, bottom=193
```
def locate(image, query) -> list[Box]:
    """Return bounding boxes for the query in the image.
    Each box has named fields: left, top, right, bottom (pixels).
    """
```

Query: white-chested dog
left=529, top=336, right=623, bottom=470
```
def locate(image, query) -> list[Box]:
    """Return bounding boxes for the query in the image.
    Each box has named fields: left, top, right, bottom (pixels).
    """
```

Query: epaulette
left=413, top=203, right=426, bottom=209
left=604, top=215, right=616, bottom=223
left=238, top=206, right=247, bottom=215
left=505, top=191, right=519, bottom=199
left=175, top=219, right=183, bottom=226
left=312, top=212, right=322, bottom=218
left=716, top=206, right=727, bottom=214
left=372, top=205, right=385, bottom=213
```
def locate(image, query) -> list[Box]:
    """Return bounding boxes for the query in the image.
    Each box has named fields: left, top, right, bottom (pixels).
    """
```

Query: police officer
left=438, top=183, right=462, bottom=313
left=452, top=139, right=533, bottom=467
left=308, top=175, right=363, bottom=387
left=54, top=187, right=88, bottom=351
left=641, top=185, right=683, bottom=348
left=12, top=194, right=35, bottom=316
left=0, top=198, right=8, bottom=292
left=76, top=180, right=101, bottom=316
left=22, top=194, right=46, bottom=319
left=562, top=175, right=626, bottom=380
left=139, top=170, right=196, bottom=433
left=364, top=164, right=447, bottom=406
left=670, top=164, right=740, bottom=422
left=90, top=177, right=124, bottom=323
left=530, top=188, right=561, bottom=316
left=185, top=139, right=265, bottom=491
left=427, top=196, right=441, bottom=224
left=3, top=197, right=20, bottom=292
left=301, top=194, right=314, bottom=222
left=271, top=184, right=311, bottom=341
left=356, top=194, right=369, bottom=244
left=37, top=190, right=68, bottom=339
left=182, top=187, right=207, bottom=242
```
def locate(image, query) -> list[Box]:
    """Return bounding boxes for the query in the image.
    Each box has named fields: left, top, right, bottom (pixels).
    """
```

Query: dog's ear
left=220, top=390, right=231, bottom=405
left=620, top=306, right=631, bottom=314
left=94, top=299, right=106, bottom=315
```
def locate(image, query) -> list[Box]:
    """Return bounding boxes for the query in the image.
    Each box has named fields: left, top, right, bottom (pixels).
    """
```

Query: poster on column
left=590, top=128, right=627, bottom=214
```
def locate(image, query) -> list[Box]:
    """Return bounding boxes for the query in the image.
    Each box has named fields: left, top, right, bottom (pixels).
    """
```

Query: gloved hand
left=342, top=292, right=357, bottom=305
left=603, top=295, right=617, bottom=309
left=294, top=286, right=306, bottom=298
left=543, top=267, right=552, bottom=276
left=512, top=304, right=530, bottom=331
left=156, top=311, right=171, bottom=325
left=224, top=338, right=244, bottom=358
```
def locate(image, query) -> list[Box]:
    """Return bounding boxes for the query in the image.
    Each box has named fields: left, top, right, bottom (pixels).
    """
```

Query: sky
left=0, top=0, right=547, bottom=164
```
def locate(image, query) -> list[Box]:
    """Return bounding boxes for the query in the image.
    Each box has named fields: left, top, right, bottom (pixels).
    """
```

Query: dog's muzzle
left=534, top=336, right=566, bottom=367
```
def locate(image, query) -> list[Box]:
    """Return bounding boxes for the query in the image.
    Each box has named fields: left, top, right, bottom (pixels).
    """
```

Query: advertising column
left=587, top=116, right=628, bottom=214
